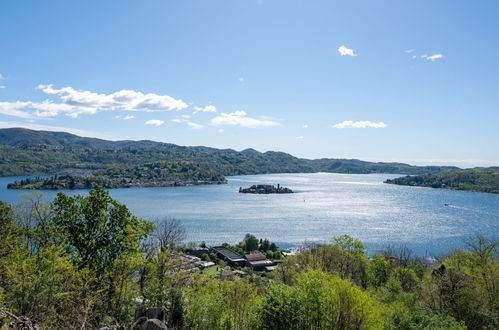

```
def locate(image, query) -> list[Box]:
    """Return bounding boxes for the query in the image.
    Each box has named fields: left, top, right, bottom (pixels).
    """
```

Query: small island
left=384, top=168, right=499, bottom=194
left=239, top=184, right=293, bottom=194
left=7, top=161, right=227, bottom=190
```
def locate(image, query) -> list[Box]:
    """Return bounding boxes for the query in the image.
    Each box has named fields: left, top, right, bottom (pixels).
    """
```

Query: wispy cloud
left=338, top=45, right=357, bottom=57
left=171, top=118, right=203, bottom=129
left=115, top=115, right=136, bottom=120
left=145, top=119, right=165, bottom=126
left=404, top=49, right=415, bottom=53
left=0, top=121, right=119, bottom=140
left=332, top=120, right=387, bottom=129
left=0, top=84, right=188, bottom=119
left=211, top=111, right=278, bottom=128
left=303, top=124, right=309, bottom=128
left=415, top=53, right=444, bottom=61
left=193, top=105, right=217, bottom=113
left=296, top=136, right=304, bottom=139
left=425, top=54, right=444, bottom=61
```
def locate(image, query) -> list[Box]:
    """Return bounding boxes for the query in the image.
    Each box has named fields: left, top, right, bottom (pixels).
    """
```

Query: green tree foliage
left=385, top=168, right=499, bottom=194
left=367, top=254, right=389, bottom=287
left=242, top=233, right=259, bottom=252
left=52, top=185, right=153, bottom=272
left=8, top=161, right=227, bottom=190
left=185, top=276, right=259, bottom=329
left=333, top=234, right=368, bottom=259
left=259, top=268, right=384, bottom=329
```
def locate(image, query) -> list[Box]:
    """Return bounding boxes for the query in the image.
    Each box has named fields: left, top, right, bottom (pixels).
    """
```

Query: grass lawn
left=200, top=265, right=221, bottom=278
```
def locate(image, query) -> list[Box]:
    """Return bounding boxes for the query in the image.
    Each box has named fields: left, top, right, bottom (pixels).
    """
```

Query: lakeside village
left=169, top=235, right=291, bottom=279
left=168, top=234, right=437, bottom=281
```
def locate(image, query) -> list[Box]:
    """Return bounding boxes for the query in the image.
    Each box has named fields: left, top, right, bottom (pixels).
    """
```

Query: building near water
left=211, top=246, right=246, bottom=266
left=245, top=250, right=274, bottom=271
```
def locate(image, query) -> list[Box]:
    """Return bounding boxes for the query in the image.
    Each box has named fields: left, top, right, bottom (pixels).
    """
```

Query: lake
left=1, top=173, right=498, bottom=256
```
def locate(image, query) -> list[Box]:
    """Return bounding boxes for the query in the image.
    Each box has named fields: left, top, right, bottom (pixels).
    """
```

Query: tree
left=367, top=254, right=389, bottom=287
left=153, top=217, right=186, bottom=250
left=52, top=185, right=153, bottom=273
left=256, top=283, right=301, bottom=330
left=332, top=234, right=367, bottom=259
left=243, top=233, right=259, bottom=252
left=0, top=201, right=19, bottom=290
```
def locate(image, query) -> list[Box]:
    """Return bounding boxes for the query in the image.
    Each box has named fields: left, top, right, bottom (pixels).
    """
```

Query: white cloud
left=426, top=54, right=444, bottom=61
left=405, top=49, right=415, bottom=53
left=338, top=45, right=357, bottom=57
left=193, top=105, right=217, bottom=113
left=217, top=128, right=224, bottom=133
left=0, top=86, right=6, bottom=89
left=211, top=111, right=278, bottom=128
left=332, top=120, right=387, bottom=129
left=303, top=124, right=309, bottom=128
left=171, top=118, right=203, bottom=129
left=145, top=119, right=165, bottom=126
left=0, top=121, right=119, bottom=140
left=239, top=77, right=245, bottom=82
left=0, top=101, right=35, bottom=118
left=0, top=73, right=3, bottom=80
left=115, top=115, right=136, bottom=120
left=187, top=121, right=203, bottom=129
left=296, top=136, right=304, bottom=139
left=182, top=114, right=191, bottom=119
left=0, top=84, right=188, bottom=119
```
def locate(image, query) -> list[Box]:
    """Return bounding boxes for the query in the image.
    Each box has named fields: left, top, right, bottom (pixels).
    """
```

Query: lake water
left=1, top=173, right=498, bottom=256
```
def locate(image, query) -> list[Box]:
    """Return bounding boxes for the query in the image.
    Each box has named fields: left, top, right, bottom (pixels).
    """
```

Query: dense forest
left=0, top=128, right=459, bottom=176
left=385, top=168, right=499, bottom=194
left=0, top=186, right=497, bottom=329
left=7, top=161, right=227, bottom=189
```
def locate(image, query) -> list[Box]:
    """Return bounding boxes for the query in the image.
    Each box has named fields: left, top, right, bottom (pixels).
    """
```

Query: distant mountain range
left=0, top=127, right=460, bottom=177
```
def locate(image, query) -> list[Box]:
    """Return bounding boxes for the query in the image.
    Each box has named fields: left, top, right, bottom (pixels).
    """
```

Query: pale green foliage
left=258, top=268, right=384, bottom=330
left=367, top=254, right=389, bottom=287
left=185, top=275, right=259, bottom=329
left=333, top=234, right=368, bottom=259
left=3, top=245, right=98, bottom=328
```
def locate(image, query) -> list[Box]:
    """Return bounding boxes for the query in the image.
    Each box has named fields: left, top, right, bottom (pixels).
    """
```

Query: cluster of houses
left=211, top=246, right=279, bottom=272
left=186, top=245, right=280, bottom=272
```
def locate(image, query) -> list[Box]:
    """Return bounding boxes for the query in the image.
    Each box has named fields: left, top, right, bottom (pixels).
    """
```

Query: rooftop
left=245, top=250, right=267, bottom=261
left=212, top=246, right=245, bottom=262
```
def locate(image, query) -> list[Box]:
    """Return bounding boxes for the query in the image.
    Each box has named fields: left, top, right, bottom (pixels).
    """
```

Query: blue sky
left=1, top=0, right=498, bottom=167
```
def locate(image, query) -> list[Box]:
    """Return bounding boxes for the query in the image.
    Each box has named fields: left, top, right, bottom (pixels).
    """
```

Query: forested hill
left=7, top=161, right=227, bottom=189
left=385, top=168, right=499, bottom=194
left=0, top=128, right=459, bottom=176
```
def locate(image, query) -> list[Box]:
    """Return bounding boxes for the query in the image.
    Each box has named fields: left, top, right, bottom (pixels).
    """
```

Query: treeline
left=0, top=186, right=497, bottom=329
left=7, top=161, right=227, bottom=190
left=0, top=128, right=459, bottom=176
left=385, top=168, right=499, bottom=194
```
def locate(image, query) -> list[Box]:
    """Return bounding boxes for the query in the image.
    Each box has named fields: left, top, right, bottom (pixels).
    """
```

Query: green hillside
left=7, top=161, right=226, bottom=189
left=385, top=168, right=499, bottom=193
left=0, top=128, right=459, bottom=176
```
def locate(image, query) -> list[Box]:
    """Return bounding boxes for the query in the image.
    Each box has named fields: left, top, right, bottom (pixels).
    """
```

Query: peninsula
left=239, top=184, right=293, bottom=194
left=7, top=161, right=227, bottom=190
left=385, top=168, right=499, bottom=194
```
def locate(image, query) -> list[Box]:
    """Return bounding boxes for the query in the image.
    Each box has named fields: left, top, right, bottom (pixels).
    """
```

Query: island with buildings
left=239, top=184, right=293, bottom=194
